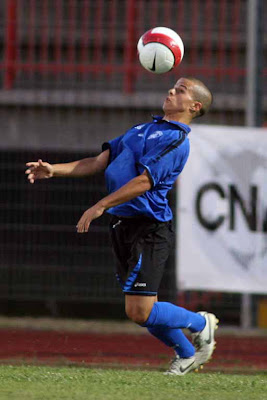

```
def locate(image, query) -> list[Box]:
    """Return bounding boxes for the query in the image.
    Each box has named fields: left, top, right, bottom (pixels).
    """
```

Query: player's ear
left=190, top=101, right=202, bottom=114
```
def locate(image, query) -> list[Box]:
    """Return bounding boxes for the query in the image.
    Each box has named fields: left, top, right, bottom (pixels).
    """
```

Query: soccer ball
left=137, top=27, right=184, bottom=74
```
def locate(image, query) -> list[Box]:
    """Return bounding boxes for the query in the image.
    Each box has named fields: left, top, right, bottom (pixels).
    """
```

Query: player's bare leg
left=125, top=294, right=157, bottom=325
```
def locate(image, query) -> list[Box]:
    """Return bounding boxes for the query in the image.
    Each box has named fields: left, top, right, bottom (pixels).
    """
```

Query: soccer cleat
left=192, top=311, right=218, bottom=368
left=164, top=355, right=196, bottom=376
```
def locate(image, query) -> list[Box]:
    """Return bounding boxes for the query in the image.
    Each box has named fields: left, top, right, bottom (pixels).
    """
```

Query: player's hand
left=25, top=159, right=54, bottom=183
left=76, top=204, right=105, bottom=233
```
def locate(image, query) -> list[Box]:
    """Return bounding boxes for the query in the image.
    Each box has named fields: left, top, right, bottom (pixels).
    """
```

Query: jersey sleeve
left=102, top=134, right=124, bottom=164
left=138, top=132, right=189, bottom=187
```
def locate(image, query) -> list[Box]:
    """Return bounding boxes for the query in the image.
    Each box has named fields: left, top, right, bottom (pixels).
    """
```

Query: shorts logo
left=148, top=131, right=163, bottom=140
left=134, top=282, right=147, bottom=287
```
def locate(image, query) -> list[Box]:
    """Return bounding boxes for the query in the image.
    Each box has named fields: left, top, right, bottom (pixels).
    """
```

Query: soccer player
left=25, top=77, right=218, bottom=375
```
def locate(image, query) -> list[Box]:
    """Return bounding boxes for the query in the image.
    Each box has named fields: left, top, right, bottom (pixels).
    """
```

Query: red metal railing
left=123, top=0, right=138, bottom=92
left=1, top=0, right=265, bottom=92
left=4, top=0, right=17, bottom=89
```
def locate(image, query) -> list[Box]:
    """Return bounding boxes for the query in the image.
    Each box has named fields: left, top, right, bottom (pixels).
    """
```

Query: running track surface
left=1, top=329, right=267, bottom=372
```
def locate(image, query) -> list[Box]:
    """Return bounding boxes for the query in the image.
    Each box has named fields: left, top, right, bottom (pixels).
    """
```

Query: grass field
left=0, top=318, right=266, bottom=399
left=0, top=365, right=266, bottom=400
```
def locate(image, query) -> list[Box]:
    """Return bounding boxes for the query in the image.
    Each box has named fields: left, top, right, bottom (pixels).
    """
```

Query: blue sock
left=143, top=302, right=205, bottom=333
left=143, top=302, right=205, bottom=359
left=147, top=326, right=195, bottom=358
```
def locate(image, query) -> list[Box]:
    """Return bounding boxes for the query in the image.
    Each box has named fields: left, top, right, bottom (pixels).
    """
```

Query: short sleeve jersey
left=102, top=116, right=190, bottom=222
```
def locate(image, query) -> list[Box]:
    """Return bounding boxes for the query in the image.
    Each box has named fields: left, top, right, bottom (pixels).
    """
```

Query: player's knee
left=125, top=305, right=151, bottom=325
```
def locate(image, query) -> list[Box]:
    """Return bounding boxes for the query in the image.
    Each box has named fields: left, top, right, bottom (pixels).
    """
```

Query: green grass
left=0, top=365, right=266, bottom=400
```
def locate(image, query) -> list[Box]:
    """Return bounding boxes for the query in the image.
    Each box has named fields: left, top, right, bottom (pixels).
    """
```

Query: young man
left=26, top=77, right=218, bottom=375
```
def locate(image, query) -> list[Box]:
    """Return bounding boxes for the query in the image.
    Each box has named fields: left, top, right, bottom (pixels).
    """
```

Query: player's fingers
left=78, top=218, right=87, bottom=233
left=26, top=162, right=38, bottom=167
left=84, top=220, right=91, bottom=232
left=76, top=218, right=83, bottom=233
left=27, top=175, right=35, bottom=184
left=81, top=219, right=86, bottom=232
left=27, top=173, right=35, bottom=181
left=29, top=171, right=40, bottom=180
left=38, top=159, right=45, bottom=166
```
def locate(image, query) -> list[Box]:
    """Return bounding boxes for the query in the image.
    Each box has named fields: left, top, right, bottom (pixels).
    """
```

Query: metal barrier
left=0, top=148, right=251, bottom=325
left=0, top=149, right=176, bottom=311
left=1, top=0, right=265, bottom=95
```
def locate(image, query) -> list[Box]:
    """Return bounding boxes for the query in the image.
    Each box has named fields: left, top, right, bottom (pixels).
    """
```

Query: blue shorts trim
left=123, top=254, right=143, bottom=292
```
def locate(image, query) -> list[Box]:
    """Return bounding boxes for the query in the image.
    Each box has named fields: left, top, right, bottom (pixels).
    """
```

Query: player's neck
left=163, top=113, right=192, bottom=126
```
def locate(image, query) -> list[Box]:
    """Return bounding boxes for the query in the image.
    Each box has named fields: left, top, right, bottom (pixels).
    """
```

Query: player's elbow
left=139, top=170, right=153, bottom=192
left=138, top=177, right=152, bottom=194
left=95, top=149, right=110, bottom=172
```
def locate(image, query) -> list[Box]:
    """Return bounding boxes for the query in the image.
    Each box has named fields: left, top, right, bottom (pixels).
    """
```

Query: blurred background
left=0, top=0, right=266, bottom=327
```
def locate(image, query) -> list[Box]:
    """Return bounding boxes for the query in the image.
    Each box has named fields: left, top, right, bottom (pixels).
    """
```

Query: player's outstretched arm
left=25, top=150, right=110, bottom=184
left=76, top=170, right=152, bottom=233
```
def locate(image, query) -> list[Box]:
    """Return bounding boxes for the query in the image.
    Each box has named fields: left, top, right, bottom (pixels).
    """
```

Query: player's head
left=163, top=77, right=213, bottom=122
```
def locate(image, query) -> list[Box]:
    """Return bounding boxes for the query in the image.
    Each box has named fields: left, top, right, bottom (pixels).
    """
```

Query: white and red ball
left=137, top=27, right=184, bottom=74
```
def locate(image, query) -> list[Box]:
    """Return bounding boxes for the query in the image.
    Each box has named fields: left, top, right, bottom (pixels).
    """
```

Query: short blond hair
left=187, top=77, right=213, bottom=118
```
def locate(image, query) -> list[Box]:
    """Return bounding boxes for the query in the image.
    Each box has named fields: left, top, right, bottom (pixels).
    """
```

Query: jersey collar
left=152, top=115, right=191, bottom=134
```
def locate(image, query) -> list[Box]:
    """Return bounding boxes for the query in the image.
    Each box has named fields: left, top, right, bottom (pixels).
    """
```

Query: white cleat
left=164, top=355, right=196, bottom=376
left=192, top=311, right=219, bottom=369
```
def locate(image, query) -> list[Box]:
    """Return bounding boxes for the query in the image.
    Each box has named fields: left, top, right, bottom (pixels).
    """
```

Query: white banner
left=177, top=125, right=267, bottom=293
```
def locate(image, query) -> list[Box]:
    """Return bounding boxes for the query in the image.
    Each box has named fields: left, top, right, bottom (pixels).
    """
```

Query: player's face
left=163, top=78, right=196, bottom=115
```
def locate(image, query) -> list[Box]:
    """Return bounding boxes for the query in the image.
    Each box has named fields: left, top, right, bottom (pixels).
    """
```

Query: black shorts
left=109, top=215, right=174, bottom=296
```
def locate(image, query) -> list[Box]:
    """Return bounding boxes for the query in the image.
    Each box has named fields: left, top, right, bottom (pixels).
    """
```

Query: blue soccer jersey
left=102, top=116, right=190, bottom=221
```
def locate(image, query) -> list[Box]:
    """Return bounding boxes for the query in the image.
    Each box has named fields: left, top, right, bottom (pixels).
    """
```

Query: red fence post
left=4, top=0, right=17, bottom=90
left=123, top=0, right=137, bottom=93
